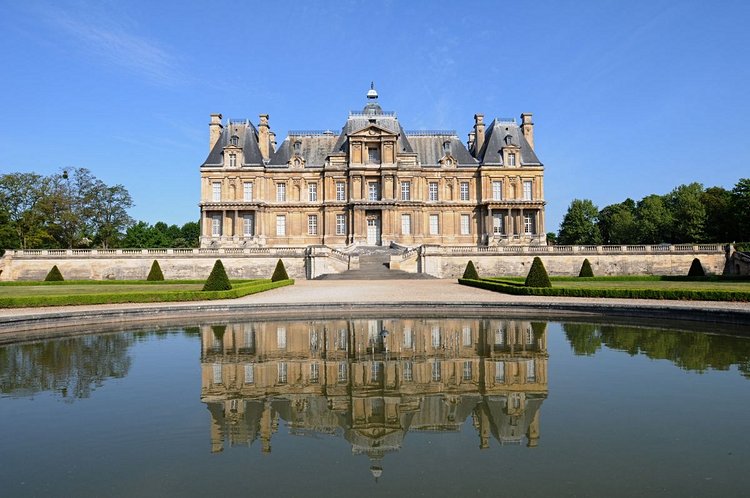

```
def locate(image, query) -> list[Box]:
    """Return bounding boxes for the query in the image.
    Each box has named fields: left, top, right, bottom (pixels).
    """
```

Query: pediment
left=348, top=124, right=398, bottom=138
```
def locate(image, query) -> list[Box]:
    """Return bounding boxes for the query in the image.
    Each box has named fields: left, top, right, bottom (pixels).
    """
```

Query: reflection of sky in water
left=1, top=319, right=749, bottom=497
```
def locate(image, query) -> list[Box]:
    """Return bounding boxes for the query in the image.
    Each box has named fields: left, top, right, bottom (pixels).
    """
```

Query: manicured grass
left=0, top=279, right=294, bottom=308
left=460, top=277, right=750, bottom=301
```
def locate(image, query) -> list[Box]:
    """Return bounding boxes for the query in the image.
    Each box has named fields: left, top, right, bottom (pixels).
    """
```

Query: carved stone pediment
left=439, top=154, right=457, bottom=167
left=348, top=124, right=398, bottom=139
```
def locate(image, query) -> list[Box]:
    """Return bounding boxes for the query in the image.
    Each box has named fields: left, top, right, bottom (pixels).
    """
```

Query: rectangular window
left=338, top=362, right=347, bottom=383
left=278, top=362, right=288, bottom=384
left=526, top=327, right=534, bottom=345
left=508, top=152, right=516, bottom=166
left=212, top=364, right=222, bottom=384
left=308, top=214, right=318, bottom=235
left=277, top=326, right=287, bottom=349
left=276, top=183, right=286, bottom=202
left=495, top=361, right=505, bottom=383
left=523, top=180, right=532, bottom=200
left=428, top=182, right=439, bottom=201
left=371, top=361, right=381, bottom=382
left=368, top=147, right=380, bottom=164
left=336, top=181, right=346, bottom=201
left=460, top=214, right=470, bottom=235
left=492, top=181, right=502, bottom=201
left=493, top=213, right=504, bottom=235
left=211, top=214, right=222, bottom=237
left=463, top=361, right=472, bottom=381
left=495, top=327, right=504, bottom=345
left=429, top=214, right=439, bottom=235
left=526, top=359, right=536, bottom=382
left=403, top=327, right=413, bottom=348
left=276, top=215, right=286, bottom=236
left=403, top=361, right=413, bottom=382
left=310, top=362, right=319, bottom=383
left=336, top=214, right=346, bottom=235
left=431, top=325, right=441, bottom=348
left=310, top=329, right=319, bottom=352
left=244, top=364, right=254, bottom=384
left=244, top=327, right=254, bottom=348
left=229, top=153, right=237, bottom=167
left=431, top=361, right=441, bottom=382
left=401, top=181, right=411, bottom=200
left=401, top=214, right=411, bottom=235
left=368, top=181, right=380, bottom=201
left=243, top=213, right=254, bottom=237
left=336, top=329, right=347, bottom=351
left=243, top=182, right=253, bottom=201
left=212, top=182, right=221, bottom=202
left=524, top=213, right=535, bottom=234
left=460, top=181, right=469, bottom=201
left=462, top=325, right=472, bottom=346
left=308, top=183, right=318, bottom=202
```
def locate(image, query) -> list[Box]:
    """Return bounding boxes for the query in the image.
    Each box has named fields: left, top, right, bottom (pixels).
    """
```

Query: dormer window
left=229, top=153, right=237, bottom=167
left=504, top=134, right=513, bottom=145
left=443, top=140, right=451, bottom=154
left=293, top=140, right=302, bottom=154
left=508, top=152, right=516, bottom=166
left=230, top=135, right=239, bottom=146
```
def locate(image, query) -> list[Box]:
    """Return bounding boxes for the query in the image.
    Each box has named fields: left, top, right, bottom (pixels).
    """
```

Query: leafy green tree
left=545, top=232, right=557, bottom=245
left=0, top=172, right=52, bottom=249
left=666, top=183, right=706, bottom=243
left=180, top=221, right=200, bottom=247
left=701, top=186, right=733, bottom=242
left=89, top=183, right=134, bottom=249
left=731, top=178, right=750, bottom=242
left=558, top=199, right=602, bottom=245
left=598, top=199, right=637, bottom=244
left=524, top=257, right=551, bottom=287
left=146, top=260, right=165, bottom=281
left=121, top=221, right=154, bottom=248
left=579, top=258, right=594, bottom=277
left=203, top=260, right=232, bottom=291
left=271, top=259, right=289, bottom=282
left=636, top=194, right=672, bottom=244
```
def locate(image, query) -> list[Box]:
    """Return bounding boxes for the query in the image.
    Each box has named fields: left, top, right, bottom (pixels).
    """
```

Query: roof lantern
left=366, top=81, right=378, bottom=100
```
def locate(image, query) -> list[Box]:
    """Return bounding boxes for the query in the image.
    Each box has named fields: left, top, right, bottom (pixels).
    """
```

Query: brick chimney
left=209, top=113, right=223, bottom=152
left=473, top=114, right=485, bottom=155
left=258, top=114, right=270, bottom=160
left=521, top=113, right=534, bottom=150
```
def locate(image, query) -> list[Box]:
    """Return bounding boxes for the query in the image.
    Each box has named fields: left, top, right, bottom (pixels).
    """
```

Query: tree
left=146, top=260, right=164, bottom=281
left=687, top=258, right=705, bottom=277
left=731, top=178, right=750, bottom=242
left=524, top=257, right=551, bottom=287
left=203, top=260, right=232, bottom=291
left=462, top=260, right=479, bottom=279
left=271, top=259, right=289, bottom=282
left=89, top=182, right=134, bottom=249
left=558, top=199, right=602, bottom=245
left=579, top=258, right=594, bottom=277
left=598, top=199, right=637, bottom=244
left=665, top=183, right=706, bottom=243
left=0, top=172, right=52, bottom=249
left=180, top=221, right=200, bottom=247
left=45, top=265, right=64, bottom=281
left=636, top=194, right=672, bottom=244
left=546, top=232, right=557, bottom=245
left=701, top=186, right=733, bottom=242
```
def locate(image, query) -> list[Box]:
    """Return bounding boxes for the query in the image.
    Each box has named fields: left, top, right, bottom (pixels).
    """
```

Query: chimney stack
left=473, top=114, right=485, bottom=155
left=521, top=113, right=534, bottom=150
left=209, top=113, right=223, bottom=152
left=467, top=131, right=476, bottom=154
left=258, top=114, right=270, bottom=160
left=269, top=130, right=277, bottom=153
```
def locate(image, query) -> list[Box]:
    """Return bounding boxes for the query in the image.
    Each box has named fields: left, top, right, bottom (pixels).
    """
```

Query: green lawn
left=554, top=280, right=750, bottom=292
left=0, top=283, right=204, bottom=297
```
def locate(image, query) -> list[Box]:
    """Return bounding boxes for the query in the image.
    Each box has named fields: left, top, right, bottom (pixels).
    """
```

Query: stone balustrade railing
left=424, top=244, right=726, bottom=255
left=5, top=247, right=308, bottom=258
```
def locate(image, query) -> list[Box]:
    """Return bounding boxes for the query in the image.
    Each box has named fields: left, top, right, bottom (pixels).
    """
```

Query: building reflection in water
left=200, top=318, right=548, bottom=471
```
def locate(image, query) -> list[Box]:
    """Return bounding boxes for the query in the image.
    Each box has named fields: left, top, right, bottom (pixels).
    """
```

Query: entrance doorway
left=366, top=212, right=381, bottom=245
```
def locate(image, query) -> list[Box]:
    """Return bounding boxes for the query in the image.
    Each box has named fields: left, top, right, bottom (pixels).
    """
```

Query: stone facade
left=199, top=86, right=545, bottom=249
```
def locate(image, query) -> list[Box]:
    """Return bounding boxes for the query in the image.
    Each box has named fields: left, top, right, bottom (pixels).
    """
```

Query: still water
left=1, top=317, right=749, bottom=497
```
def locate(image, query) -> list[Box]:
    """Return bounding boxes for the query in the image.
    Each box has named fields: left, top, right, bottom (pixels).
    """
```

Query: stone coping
left=1, top=279, right=749, bottom=343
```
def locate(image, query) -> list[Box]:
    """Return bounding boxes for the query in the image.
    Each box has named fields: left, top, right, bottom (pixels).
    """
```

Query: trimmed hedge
left=45, top=265, right=64, bottom=282
left=688, top=258, right=705, bottom=277
left=203, top=260, right=232, bottom=291
left=459, top=278, right=750, bottom=302
left=462, top=260, right=479, bottom=280
left=579, top=259, right=594, bottom=277
left=271, top=259, right=289, bottom=282
left=147, top=260, right=165, bottom=281
left=0, top=279, right=295, bottom=308
left=525, top=257, right=551, bottom=288
left=0, top=279, right=250, bottom=286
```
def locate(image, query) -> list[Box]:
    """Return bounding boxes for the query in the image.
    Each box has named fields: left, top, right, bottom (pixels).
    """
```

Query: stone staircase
left=317, top=246, right=433, bottom=280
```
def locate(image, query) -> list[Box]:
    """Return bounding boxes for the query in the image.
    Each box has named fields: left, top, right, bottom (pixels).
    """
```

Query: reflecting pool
left=1, top=318, right=749, bottom=497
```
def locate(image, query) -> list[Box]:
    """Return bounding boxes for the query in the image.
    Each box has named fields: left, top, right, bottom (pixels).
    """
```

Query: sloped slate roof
left=269, top=134, right=338, bottom=167
left=478, top=119, right=541, bottom=166
left=406, top=134, right=478, bottom=166
left=332, top=116, right=414, bottom=154
left=200, top=122, right=265, bottom=167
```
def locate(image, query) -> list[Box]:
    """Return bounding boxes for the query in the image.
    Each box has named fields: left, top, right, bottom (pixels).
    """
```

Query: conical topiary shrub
left=462, top=260, right=479, bottom=280
left=271, top=259, right=289, bottom=282
left=146, top=260, right=164, bottom=281
left=524, top=257, right=551, bottom=288
left=203, top=260, right=232, bottom=291
left=45, top=265, right=64, bottom=282
left=578, top=258, right=594, bottom=277
left=687, top=258, right=705, bottom=277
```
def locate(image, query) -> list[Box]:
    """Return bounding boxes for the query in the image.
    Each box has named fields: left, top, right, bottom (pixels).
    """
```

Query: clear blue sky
left=1, top=0, right=748, bottom=231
